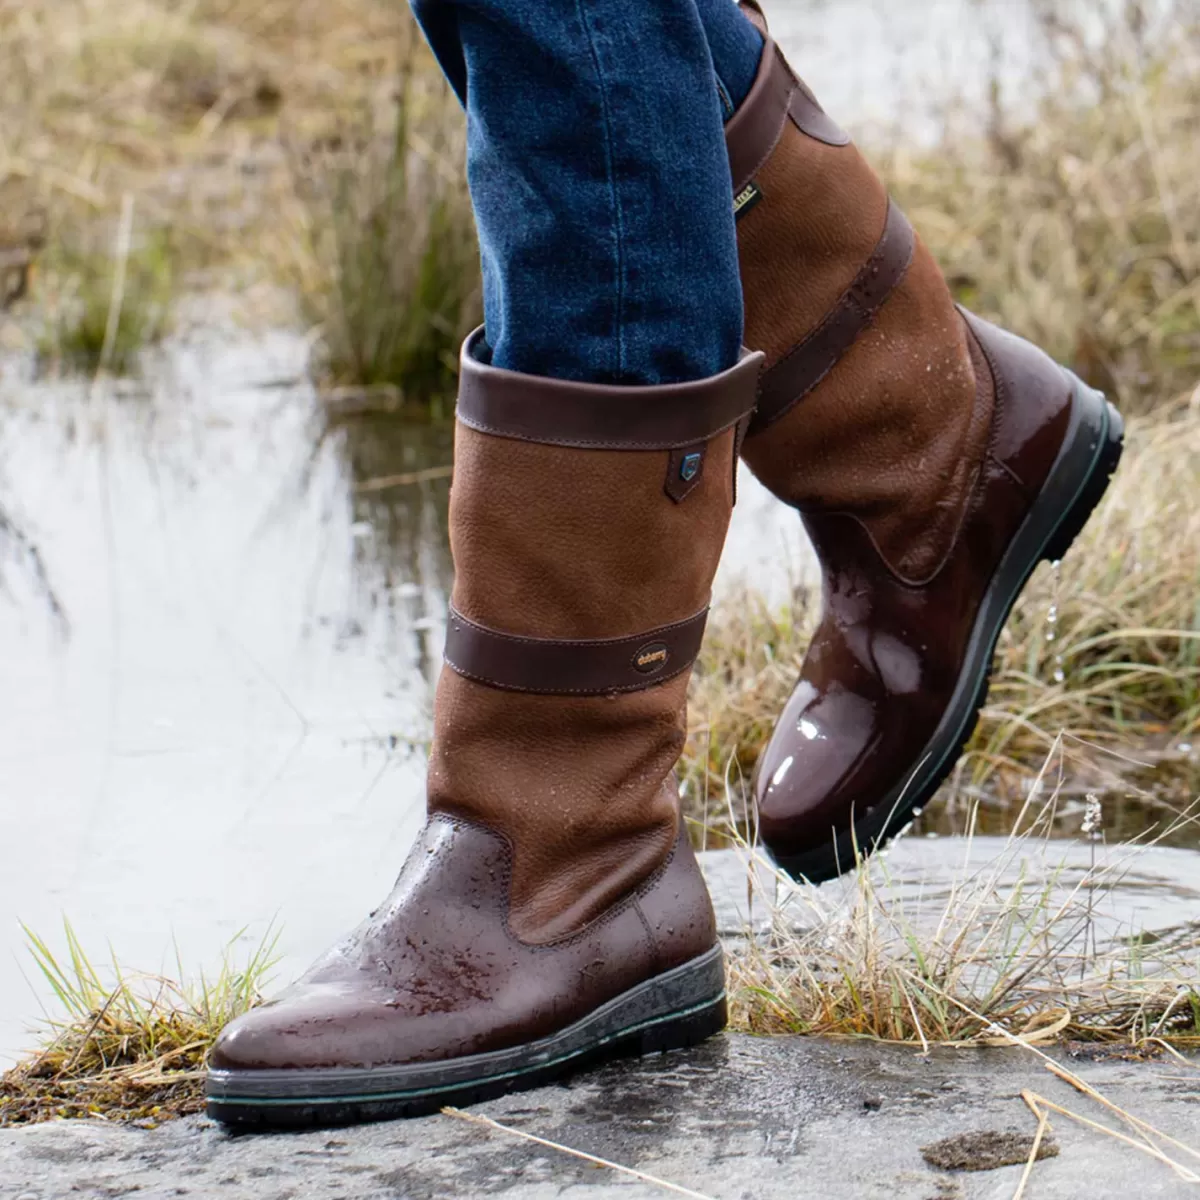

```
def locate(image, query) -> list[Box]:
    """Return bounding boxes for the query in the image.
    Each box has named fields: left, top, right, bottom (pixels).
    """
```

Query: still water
left=0, top=0, right=1193, bottom=1066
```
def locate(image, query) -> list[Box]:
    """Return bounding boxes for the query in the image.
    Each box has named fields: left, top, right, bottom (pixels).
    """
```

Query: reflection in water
left=0, top=503, right=69, bottom=635
left=330, top=412, right=455, bottom=688
left=0, top=328, right=462, bottom=1064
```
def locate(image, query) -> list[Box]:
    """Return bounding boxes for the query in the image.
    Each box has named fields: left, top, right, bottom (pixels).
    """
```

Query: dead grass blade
left=1011, top=1101, right=1053, bottom=1200
left=441, top=1107, right=719, bottom=1200
left=1022, top=1090, right=1200, bottom=1183
left=354, top=464, right=453, bottom=493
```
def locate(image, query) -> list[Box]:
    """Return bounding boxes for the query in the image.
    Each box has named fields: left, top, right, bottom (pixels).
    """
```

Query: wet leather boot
left=205, top=335, right=763, bottom=1128
left=726, top=3, right=1123, bottom=883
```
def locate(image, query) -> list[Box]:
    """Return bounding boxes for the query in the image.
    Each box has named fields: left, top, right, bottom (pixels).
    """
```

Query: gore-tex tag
left=733, top=181, right=763, bottom=221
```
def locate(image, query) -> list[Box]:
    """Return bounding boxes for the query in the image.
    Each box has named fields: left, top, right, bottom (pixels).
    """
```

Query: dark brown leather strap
left=457, top=333, right=762, bottom=451
left=789, top=77, right=849, bottom=151
left=739, top=0, right=768, bottom=34
left=749, top=201, right=916, bottom=436
left=725, top=35, right=849, bottom=196
left=444, top=605, right=710, bottom=695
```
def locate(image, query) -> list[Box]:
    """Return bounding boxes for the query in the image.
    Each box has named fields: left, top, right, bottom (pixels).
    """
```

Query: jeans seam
left=714, top=74, right=734, bottom=120
left=575, top=0, right=626, bottom=377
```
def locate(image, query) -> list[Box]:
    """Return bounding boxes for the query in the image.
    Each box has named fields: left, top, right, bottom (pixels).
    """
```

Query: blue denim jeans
left=410, top=0, right=763, bottom=386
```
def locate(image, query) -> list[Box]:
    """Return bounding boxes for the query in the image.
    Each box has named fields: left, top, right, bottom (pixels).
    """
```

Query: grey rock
left=3, top=1036, right=1198, bottom=1199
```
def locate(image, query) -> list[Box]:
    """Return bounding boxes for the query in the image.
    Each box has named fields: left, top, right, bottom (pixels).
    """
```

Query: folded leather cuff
left=456, top=330, right=762, bottom=450
left=724, top=32, right=849, bottom=197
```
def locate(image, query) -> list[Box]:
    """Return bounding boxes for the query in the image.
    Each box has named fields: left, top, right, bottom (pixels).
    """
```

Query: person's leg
left=719, top=3, right=1123, bottom=882
left=411, top=0, right=743, bottom=385
left=691, top=0, right=764, bottom=115
left=206, top=1, right=766, bottom=1128
left=411, top=0, right=765, bottom=120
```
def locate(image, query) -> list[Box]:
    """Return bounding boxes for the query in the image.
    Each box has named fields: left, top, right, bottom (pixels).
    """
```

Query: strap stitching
left=455, top=412, right=752, bottom=451
left=447, top=604, right=709, bottom=649
left=443, top=658, right=694, bottom=696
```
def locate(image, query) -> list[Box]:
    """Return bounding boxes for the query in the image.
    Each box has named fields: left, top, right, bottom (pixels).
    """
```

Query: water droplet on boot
left=1044, top=562, right=1065, bottom=672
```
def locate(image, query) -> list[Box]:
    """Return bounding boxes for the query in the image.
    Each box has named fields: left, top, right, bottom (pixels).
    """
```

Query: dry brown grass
left=885, top=1, right=1200, bottom=415
left=721, top=765, right=1200, bottom=1047
left=0, top=0, right=403, bottom=203
left=286, top=42, right=480, bottom=401
left=0, top=0, right=478, bottom=381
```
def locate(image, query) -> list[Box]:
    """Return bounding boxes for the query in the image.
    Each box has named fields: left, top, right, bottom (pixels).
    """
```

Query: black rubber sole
left=773, top=374, right=1124, bottom=885
left=205, top=945, right=726, bottom=1130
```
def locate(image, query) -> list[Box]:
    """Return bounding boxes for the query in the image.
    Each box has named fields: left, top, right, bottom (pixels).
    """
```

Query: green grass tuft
left=0, top=921, right=277, bottom=1127
left=37, top=228, right=176, bottom=376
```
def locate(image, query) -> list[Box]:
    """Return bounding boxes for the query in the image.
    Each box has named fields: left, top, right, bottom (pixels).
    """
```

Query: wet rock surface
left=3, top=1035, right=1198, bottom=1199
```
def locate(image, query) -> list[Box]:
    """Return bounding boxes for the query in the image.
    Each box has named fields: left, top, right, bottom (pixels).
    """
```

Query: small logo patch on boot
left=665, top=443, right=706, bottom=503
left=632, top=642, right=670, bottom=674
left=733, top=181, right=763, bottom=221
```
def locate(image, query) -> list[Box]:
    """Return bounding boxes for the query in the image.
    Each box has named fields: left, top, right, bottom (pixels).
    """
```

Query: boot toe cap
left=755, top=685, right=881, bottom=857
left=208, top=984, right=408, bottom=1073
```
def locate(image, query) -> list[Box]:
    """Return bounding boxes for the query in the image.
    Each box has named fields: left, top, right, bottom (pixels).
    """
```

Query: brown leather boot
left=205, top=336, right=763, bottom=1127
left=727, top=4, right=1123, bottom=882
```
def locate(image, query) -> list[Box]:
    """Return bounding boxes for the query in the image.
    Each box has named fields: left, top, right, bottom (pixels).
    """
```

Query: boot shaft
left=726, top=17, right=993, bottom=584
left=430, top=337, right=763, bottom=942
